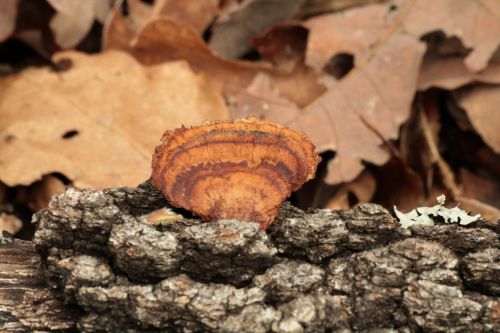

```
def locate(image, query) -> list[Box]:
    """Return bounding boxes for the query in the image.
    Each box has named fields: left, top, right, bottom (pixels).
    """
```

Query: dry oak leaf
left=459, top=168, right=500, bottom=220
left=290, top=35, right=425, bottom=184
left=404, top=0, right=500, bottom=72
left=0, top=50, right=227, bottom=188
left=103, top=13, right=324, bottom=108
left=455, top=85, right=500, bottom=154
left=298, top=0, right=499, bottom=183
left=151, top=117, right=320, bottom=230
left=304, top=0, right=403, bottom=73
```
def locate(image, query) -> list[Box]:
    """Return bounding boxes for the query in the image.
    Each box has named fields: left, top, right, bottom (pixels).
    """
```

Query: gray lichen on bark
left=11, top=181, right=498, bottom=332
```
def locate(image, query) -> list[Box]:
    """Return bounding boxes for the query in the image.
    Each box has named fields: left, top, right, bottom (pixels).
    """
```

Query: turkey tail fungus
left=151, top=117, right=320, bottom=230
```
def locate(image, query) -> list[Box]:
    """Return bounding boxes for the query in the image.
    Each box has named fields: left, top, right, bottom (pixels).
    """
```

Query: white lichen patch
left=394, top=195, right=481, bottom=229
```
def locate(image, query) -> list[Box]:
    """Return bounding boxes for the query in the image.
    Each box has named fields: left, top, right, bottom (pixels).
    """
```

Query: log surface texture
left=1, top=181, right=498, bottom=332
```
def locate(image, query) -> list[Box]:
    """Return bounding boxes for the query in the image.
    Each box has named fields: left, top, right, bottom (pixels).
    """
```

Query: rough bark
left=0, top=235, right=80, bottom=332
left=2, top=181, right=499, bottom=332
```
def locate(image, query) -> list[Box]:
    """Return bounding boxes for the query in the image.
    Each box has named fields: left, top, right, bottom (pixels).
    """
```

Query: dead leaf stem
left=418, top=100, right=461, bottom=198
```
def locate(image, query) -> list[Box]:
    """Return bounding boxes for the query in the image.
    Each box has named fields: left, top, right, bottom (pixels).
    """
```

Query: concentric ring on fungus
left=151, top=117, right=320, bottom=230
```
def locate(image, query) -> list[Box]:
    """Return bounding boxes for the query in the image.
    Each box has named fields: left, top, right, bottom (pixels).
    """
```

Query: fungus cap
left=151, top=117, right=320, bottom=229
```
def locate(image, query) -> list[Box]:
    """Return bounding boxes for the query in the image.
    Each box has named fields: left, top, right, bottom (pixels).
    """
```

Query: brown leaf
left=103, top=0, right=217, bottom=44
left=459, top=168, right=500, bottom=209
left=476, top=147, right=500, bottom=180
left=296, top=0, right=500, bottom=184
left=290, top=33, right=425, bottom=184
left=455, top=85, right=500, bottom=153
left=304, top=1, right=400, bottom=72
left=286, top=0, right=426, bottom=184
left=0, top=0, right=18, bottom=42
left=418, top=57, right=500, bottom=90
left=152, top=0, right=219, bottom=35
left=456, top=197, right=500, bottom=222
left=104, top=14, right=263, bottom=94
left=0, top=51, right=228, bottom=188
left=104, top=14, right=324, bottom=107
left=209, top=0, right=306, bottom=58
left=404, top=0, right=500, bottom=72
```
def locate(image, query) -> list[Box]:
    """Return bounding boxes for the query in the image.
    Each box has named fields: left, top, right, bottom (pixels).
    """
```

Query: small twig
left=417, top=98, right=461, bottom=198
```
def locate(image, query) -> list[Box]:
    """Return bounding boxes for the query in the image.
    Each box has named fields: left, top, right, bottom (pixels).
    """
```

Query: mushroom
left=151, top=117, right=320, bottom=230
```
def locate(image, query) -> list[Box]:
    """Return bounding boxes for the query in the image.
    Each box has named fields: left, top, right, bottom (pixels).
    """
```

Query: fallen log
left=1, top=181, right=498, bottom=332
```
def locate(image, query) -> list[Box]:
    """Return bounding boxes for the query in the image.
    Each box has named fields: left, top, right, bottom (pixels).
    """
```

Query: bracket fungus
left=151, top=117, right=320, bottom=230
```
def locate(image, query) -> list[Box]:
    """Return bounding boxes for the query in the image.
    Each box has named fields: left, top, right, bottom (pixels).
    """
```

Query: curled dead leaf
left=418, top=57, right=500, bottom=90
left=455, top=85, right=500, bottom=154
left=151, top=117, right=320, bottom=229
left=404, top=0, right=500, bottom=72
left=456, top=196, right=500, bottom=223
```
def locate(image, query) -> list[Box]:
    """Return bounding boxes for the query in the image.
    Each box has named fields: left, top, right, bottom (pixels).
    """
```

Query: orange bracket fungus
left=151, top=117, right=320, bottom=230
